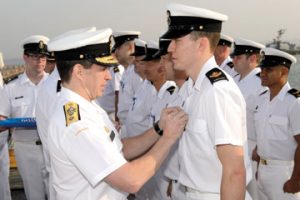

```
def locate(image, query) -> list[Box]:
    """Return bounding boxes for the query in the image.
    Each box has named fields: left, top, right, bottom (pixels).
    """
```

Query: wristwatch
left=153, top=120, right=163, bottom=136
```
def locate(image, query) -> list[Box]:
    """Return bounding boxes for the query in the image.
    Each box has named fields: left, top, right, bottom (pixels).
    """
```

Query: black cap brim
left=142, top=54, right=161, bottom=61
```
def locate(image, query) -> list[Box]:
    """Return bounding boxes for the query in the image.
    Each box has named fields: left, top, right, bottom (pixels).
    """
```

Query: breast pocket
left=268, top=115, right=288, bottom=140
left=11, top=98, right=31, bottom=117
left=185, top=118, right=214, bottom=152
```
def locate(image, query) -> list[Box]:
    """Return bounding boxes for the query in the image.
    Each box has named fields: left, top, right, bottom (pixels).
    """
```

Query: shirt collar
left=187, top=56, right=218, bottom=93
left=157, top=81, right=176, bottom=99
left=19, top=71, right=48, bottom=85
left=60, top=87, right=105, bottom=114
left=237, top=67, right=260, bottom=83
left=220, top=56, right=232, bottom=69
left=276, top=82, right=291, bottom=101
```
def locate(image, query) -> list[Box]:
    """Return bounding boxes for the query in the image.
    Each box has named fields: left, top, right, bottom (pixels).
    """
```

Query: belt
left=184, top=186, right=219, bottom=198
left=14, top=140, right=42, bottom=146
left=260, top=158, right=293, bottom=166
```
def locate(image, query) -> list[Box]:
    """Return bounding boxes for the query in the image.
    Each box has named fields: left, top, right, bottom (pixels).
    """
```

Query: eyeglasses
left=27, top=53, right=47, bottom=60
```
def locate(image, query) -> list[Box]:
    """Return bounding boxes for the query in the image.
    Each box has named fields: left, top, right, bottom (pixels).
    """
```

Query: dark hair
left=56, top=60, right=93, bottom=83
left=190, top=31, right=221, bottom=53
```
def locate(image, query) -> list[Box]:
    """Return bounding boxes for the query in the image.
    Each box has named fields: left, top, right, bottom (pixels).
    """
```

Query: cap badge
left=167, top=10, right=171, bottom=26
left=39, top=41, right=44, bottom=49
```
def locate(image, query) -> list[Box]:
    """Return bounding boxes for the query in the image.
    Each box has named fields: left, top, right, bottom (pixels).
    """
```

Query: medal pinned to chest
left=104, top=126, right=115, bottom=142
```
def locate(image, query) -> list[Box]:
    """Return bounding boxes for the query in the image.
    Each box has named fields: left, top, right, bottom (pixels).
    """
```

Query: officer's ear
left=72, top=64, right=85, bottom=80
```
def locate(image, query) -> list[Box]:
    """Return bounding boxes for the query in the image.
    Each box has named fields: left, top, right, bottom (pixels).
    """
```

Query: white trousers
left=258, top=161, right=300, bottom=200
left=14, top=141, right=47, bottom=200
left=247, top=139, right=258, bottom=200
left=0, top=132, right=11, bottom=200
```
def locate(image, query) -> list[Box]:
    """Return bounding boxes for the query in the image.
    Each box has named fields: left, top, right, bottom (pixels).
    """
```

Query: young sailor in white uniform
left=162, top=3, right=252, bottom=199
left=214, top=33, right=237, bottom=77
left=232, top=38, right=266, bottom=200
left=0, top=35, right=49, bottom=200
left=253, top=48, right=300, bottom=200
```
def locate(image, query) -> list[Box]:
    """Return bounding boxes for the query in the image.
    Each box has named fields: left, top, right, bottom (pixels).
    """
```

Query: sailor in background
left=44, top=51, right=56, bottom=74
left=130, top=38, right=147, bottom=80
left=0, top=54, right=12, bottom=200
left=158, top=37, right=188, bottom=200
left=113, top=31, right=142, bottom=132
left=232, top=38, right=266, bottom=200
left=0, top=35, right=49, bottom=200
left=47, top=28, right=187, bottom=200
left=35, top=27, right=96, bottom=200
left=214, top=33, right=237, bottom=77
left=96, top=55, right=124, bottom=122
left=163, top=3, right=252, bottom=199
left=253, top=48, right=300, bottom=200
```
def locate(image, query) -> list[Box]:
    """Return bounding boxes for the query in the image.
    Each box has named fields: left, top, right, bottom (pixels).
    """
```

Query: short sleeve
left=289, top=99, right=300, bottom=136
left=0, top=86, right=11, bottom=117
left=207, top=84, right=245, bottom=146
left=60, top=120, right=127, bottom=187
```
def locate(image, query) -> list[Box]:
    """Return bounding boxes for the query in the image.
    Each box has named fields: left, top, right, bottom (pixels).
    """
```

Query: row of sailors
left=0, top=2, right=300, bottom=200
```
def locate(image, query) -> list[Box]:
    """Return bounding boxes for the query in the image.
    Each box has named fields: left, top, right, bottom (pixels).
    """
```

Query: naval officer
left=47, top=28, right=188, bottom=200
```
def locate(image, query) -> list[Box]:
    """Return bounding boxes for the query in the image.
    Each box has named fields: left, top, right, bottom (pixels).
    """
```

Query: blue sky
left=1, top=0, right=300, bottom=62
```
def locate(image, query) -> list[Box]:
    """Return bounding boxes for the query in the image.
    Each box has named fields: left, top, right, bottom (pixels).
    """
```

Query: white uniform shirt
left=149, top=81, right=176, bottom=125
left=96, top=65, right=124, bottom=113
left=0, top=72, right=48, bottom=141
left=48, top=87, right=127, bottom=200
left=118, top=64, right=143, bottom=125
left=234, top=68, right=267, bottom=140
left=178, top=57, right=251, bottom=192
left=36, top=67, right=60, bottom=172
left=254, top=83, right=300, bottom=161
left=219, top=56, right=238, bottom=77
left=0, top=72, right=3, bottom=87
left=161, top=86, right=186, bottom=180
left=124, top=80, right=156, bottom=138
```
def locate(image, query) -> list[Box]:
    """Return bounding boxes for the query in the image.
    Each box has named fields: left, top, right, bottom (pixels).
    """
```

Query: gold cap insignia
left=167, top=10, right=171, bottom=26
left=209, top=71, right=222, bottom=78
left=39, top=41, right=44, bottom=49
left=95, top=55, right=118, bottom=65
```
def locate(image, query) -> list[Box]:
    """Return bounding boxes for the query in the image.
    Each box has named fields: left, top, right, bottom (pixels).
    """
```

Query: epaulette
left=259, top=90, right=268, bottom=96
left=227, top=61, right=234, bottom=69
left=166, top=86, right=176, bottom=95
left=56, top=80, right=61, bottom=93
left=4, top=75, right=19, bottom=84
left=113, top=66, right=119, bottom=73
left=256, top=72, right=261, bottom=78
left=205, top=68, right=228, bottom=84
left=63, top=102, right=81, bottom=126
left=288, top=88, right=300, bottom=98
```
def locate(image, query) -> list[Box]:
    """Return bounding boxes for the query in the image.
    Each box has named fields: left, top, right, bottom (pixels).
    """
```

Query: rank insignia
left=110, top=131, right=115, bottom=142
left=113, top=66, right=119, bottom=73
left=63, top=102, right=81, bottom=126
left=227, top=61, right=234, bottom=69
left=167, top=86, right=176, bottom=95
left=288, top=88, right=300, bottom=98
left=206, top=68, right=228, bottom=84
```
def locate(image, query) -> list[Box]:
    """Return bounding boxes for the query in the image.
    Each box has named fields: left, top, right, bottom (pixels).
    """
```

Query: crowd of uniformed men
left=0, top=3, right=300, bottom=200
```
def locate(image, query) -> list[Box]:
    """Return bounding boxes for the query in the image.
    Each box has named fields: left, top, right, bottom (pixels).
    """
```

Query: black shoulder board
left=227, top=61, right=234, bottom=69
left=113, top=66, right=119, bottom=73
left=56, top=80, right=61, bottom=93
left=259, top=90, right=268, bottom=96
left=4, top=75, right=19, bottom=84
left=166, top=86, right=176, bottom=95
left=288, top=88, right=300, bottom=98
left=256, top=72, right=261, bottom=77
left=206, top=68, right=228, bottom=84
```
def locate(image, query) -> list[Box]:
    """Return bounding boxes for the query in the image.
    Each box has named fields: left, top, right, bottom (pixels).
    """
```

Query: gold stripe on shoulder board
left=63, top=102, right=81, bottom=126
